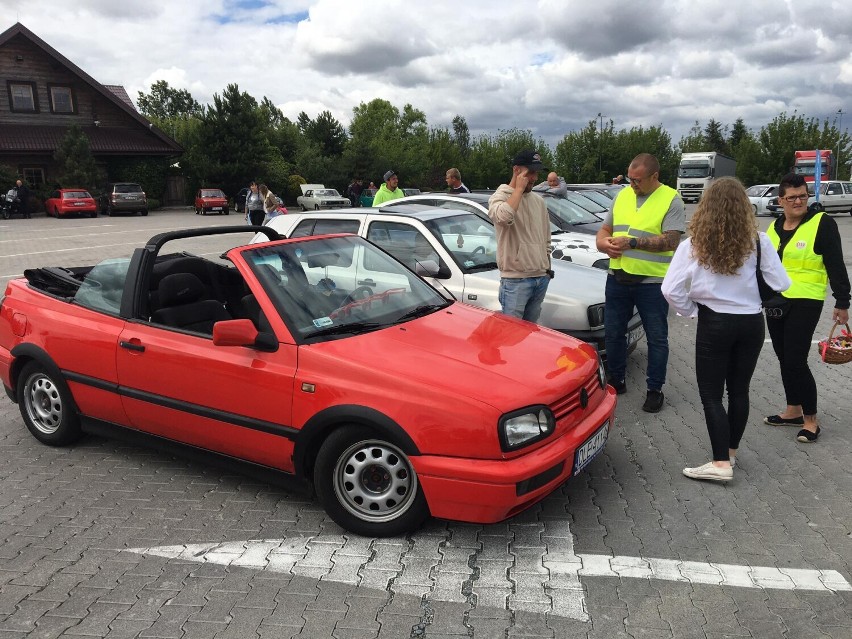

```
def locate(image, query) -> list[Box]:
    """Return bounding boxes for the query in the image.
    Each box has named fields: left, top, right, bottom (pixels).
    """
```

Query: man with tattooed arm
left=596, top=153, right=685, bottom=413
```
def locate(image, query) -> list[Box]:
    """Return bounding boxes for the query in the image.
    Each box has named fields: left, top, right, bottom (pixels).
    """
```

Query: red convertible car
left=0, top=227, right=614, bottom=535
left=43, top=189, right=98, bottom=218
left=194, top=188, right=229, bottom=215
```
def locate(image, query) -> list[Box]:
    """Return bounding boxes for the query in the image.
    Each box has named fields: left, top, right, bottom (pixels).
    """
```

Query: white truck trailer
left=676, top=152, right=737, bottom=203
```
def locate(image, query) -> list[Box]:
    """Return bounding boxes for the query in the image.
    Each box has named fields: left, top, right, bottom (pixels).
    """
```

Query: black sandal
left=796, top=427, right=820, bottom=443
left=764, top=414, right=804, bottom=426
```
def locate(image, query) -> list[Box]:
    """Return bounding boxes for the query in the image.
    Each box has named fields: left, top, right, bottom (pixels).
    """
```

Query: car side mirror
left=213, top=319, right=278, bottom=351
left=415, top=260, right=451, bottom=279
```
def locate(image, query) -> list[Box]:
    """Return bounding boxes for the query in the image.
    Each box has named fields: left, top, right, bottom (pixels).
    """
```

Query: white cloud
left=3, top=0, right=850, bottom=146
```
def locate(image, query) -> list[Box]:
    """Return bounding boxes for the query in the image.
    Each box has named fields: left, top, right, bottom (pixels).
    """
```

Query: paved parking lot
left=1, top=207, right=851, bottom=638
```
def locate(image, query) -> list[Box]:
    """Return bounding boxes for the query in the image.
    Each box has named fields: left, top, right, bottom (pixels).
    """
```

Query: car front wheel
left=314, top=426, right=428, bottom=536
left=17, top=361, right=82, bottom=446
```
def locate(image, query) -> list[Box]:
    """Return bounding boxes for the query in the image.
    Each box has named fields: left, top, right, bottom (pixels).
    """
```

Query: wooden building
left=0, top=22, right=181, bottom=198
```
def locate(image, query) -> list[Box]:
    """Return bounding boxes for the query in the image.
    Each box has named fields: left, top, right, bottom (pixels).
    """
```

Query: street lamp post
left=597, top=112, right=606, bottom=175
left=838, top=108, right=844, bottom=180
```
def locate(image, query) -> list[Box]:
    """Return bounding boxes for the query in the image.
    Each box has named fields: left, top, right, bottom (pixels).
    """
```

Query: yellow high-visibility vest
left=610, top=185, right=677, bottom=277
left=766, top=213, right=827, bottom=300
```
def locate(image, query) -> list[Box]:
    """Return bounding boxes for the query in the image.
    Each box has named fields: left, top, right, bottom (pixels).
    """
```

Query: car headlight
left=587, top=303, right=605, bottom=329
left=499, top=406, right=555, bottom=451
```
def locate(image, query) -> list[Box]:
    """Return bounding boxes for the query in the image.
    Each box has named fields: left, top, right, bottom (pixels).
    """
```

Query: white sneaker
left=730, top=456, right=736, bottom=468
left=683, top=462, right=733, bottom=482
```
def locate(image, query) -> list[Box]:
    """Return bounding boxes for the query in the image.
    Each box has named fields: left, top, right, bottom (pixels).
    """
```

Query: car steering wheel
left=472, top=245, right=486, bottom=255
left=342, top=285, right=374, bottom=306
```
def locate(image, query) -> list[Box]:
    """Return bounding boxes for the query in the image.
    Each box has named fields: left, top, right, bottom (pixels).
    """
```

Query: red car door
left=115, top=322, right=299, bottom=471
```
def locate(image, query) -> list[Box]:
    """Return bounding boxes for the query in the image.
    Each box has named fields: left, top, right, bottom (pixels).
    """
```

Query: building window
left=7, top=81, right=38, bottom=112
left=48, top=85, right=75, bottom=113
left=22, top=168, right=45, bottom=187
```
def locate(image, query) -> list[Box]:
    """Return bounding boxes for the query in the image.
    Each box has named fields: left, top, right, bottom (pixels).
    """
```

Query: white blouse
left=661, top=233, right=791, bottom=317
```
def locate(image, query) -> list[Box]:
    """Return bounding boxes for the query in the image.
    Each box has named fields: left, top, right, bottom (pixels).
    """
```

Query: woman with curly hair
left=662, top=177, right=790, bottom=482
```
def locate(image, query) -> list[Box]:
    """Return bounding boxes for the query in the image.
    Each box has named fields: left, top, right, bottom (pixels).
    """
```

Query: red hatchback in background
left=44, top=189, right=98, bottom=218
left=195, top=188, right=229, bottom=215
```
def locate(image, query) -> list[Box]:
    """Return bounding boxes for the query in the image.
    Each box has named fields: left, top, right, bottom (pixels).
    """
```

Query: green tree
left=678, top=121, right=705, bottom=153
left=53, top=124, right=103, bottom=191
left=192, top=84, right=274, bottom=197
left=137, top=80, right=202, bottom=120
left=727, top=118, right=750, bottom=151
left=451, top=115, right=470, bottom=158
left=703, top=119, right=729, bottom=155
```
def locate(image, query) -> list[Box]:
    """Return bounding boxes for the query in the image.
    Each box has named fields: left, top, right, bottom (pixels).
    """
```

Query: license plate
left=627, top=327, right=644, bottom=346
left=211, top=207, right=222, bottom=211
left=73, top=202, right=85, bottom=206
left=573, top=421, right=609, bottom=475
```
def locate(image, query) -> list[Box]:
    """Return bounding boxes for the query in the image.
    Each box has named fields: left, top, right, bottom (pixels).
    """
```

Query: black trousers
left=248, top=209, right=265, bottom=226
left=696, top=305, right=765, bottom=461
left=766, top=300, right=823, bottom=415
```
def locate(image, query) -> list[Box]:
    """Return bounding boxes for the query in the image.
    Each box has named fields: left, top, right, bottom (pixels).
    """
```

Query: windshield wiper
left=307, top=321, right=384, bottom=338
left=466, top=261, right=498, bottom=272
left=396, top=303, right=448, bottom=323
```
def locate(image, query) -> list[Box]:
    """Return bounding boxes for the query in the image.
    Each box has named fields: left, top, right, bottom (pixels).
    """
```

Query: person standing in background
left=245, top=181, right=264, bottom=225
left=662, top=177, right=790, bottom=481
left=487, top=149, right=552, bottom=322
left=445, top=168, right=470, bottom=194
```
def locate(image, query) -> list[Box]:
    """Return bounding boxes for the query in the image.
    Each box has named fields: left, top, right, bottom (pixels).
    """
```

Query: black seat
left=151, top=273, right=230, bottom=333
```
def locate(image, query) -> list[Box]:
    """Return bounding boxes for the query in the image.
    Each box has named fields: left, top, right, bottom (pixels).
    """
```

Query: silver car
left=746, top=184, right=779, bottom=216
left=259, top=205, right=644, bottom=355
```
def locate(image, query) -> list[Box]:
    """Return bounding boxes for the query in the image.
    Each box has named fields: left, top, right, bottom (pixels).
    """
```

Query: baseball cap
left=511, top=150, right=544, bottom=170
left=383, top=170, right=397, bottom=182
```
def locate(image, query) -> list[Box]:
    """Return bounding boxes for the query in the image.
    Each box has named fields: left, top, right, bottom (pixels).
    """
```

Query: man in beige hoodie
left=487, top=149, right=552, bottom=322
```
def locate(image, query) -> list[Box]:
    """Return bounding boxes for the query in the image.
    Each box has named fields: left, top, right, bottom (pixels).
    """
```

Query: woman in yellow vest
left=765, top=173, right=850, bottom=443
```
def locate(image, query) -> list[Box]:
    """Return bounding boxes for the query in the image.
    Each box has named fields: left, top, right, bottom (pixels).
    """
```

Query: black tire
left=314, top=426, right=428, bottom=536
left=89, top=212, right=97, bottom=218
left=17, top=361, right=81, bottom=446
left=140, top=209, right=148, bottom=217
left=106, top=204, right=114, bottom=217
left=224, top=208, right=229, bottom=215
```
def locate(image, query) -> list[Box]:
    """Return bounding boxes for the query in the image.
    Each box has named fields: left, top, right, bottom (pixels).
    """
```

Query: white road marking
left=125, top=538, right=851, bottom=622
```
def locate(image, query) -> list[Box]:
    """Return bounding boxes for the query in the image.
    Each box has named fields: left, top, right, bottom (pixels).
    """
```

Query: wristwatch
left=628, top=237, right=638, bottom=249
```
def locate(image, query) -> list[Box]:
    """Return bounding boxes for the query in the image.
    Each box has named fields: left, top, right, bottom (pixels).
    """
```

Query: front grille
left=549, top=372, right=600, bottom=421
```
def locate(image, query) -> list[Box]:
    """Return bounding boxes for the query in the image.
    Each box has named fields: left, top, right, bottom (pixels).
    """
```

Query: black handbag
left=756, top=238, right=790, bottom=319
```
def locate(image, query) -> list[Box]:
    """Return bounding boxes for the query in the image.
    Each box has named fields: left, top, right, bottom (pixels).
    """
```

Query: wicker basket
left=817, top=322, right=852, bottom=364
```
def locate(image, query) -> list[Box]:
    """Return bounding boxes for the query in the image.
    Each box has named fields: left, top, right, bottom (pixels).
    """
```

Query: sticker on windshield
left=312, top=317, right=333, bottom=328
left=464, top=260, right=475, bottom=267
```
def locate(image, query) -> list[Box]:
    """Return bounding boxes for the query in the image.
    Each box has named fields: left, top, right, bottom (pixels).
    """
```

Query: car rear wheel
left=752, top=204, right=758, bottom=215
left=89, top=212, right=97, bottom=218
left=17, top=361, right=82, bottom=446
left=314, top=426, right=428, bottom=536
left=224, top=208, right=229, bottom=215
left=141, top=209, right=148, bottom=217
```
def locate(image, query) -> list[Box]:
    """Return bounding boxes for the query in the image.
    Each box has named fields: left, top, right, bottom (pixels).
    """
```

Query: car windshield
left=678, top=162, right=711, bottom=178
left=62, top=191, right=91, bottom=199
left=563, top=191, right=607, bottom=215
left=419, top=213, right=498, bottom=273
left=571, top=189, right=611, bottom=209
left=242, top=235, right=449, bottom=342
left=545, top=198, right=603, bottom=226
left=201, top=190, right=225, bottom=198
left=115, top=184, right=142, bottom=193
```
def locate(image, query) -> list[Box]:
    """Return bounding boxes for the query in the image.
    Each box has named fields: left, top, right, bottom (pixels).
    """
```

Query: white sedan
left=297, top=184, right=350, bottom=211
left=381, top=192, right=610, bottom=269
left=746, top=184, right=779, bottom=216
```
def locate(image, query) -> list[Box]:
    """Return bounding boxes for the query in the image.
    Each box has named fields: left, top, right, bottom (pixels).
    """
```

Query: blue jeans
left=604, top=275, right=669, bottom=390
left=499, top=276, right=549, bottom=322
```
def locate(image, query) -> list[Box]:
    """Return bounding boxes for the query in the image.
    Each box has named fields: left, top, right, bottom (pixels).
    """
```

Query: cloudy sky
left=5, top=0, right=852, bottom=146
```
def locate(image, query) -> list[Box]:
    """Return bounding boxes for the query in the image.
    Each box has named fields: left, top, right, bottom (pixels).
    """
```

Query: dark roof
left=103, top=85, right=136, bottom=111
left=0, top=22, right=180, bottom=155
left=0, top=125, right=178, bottom=155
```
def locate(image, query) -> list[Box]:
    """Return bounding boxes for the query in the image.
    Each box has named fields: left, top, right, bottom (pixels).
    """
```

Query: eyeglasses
left=783, top=194, right=809, bottom=202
